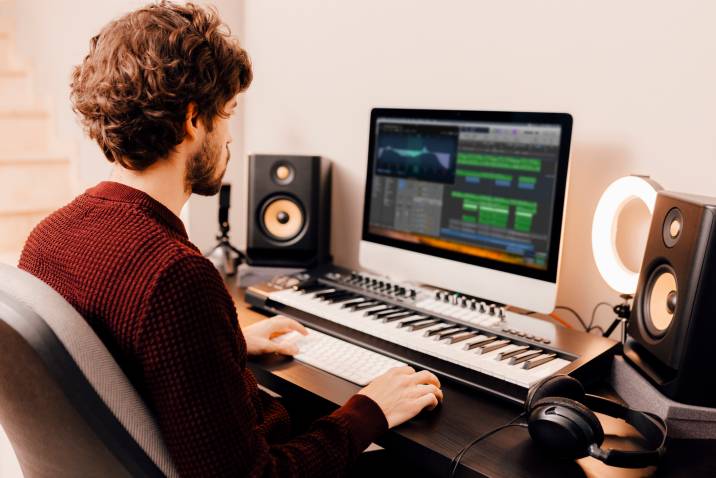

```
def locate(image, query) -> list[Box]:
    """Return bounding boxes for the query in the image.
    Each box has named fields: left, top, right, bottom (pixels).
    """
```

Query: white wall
left=241, top=0, right=716, bottom=331
left=13, top=0, right=247, bottom=254
left=9, top=0, right=716, bottom=326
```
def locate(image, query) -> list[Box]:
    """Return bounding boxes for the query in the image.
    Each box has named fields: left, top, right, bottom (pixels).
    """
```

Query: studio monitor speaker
left=246, top=154, right=331, bottom=268
left=627, top=190, right=716, bottom=407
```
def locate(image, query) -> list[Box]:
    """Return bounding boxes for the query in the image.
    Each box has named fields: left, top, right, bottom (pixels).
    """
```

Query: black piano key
left=382, top=311, right=416, bottom=322
left=328, top=295, right=360, bottom=304
left=339, top=297, right=368, bottom=308
left=299, top=284, right=331, bottom=294
left=313, top=289, right=339, bottom=299
left=476, top=339, right=511, bottom=354
left=320, top=291, right=352, bottom=301
left=463, top=336, right=497, bottom=350
left=496, top=345, right=531, bottom=361
left=364, top=306, right=398, bottom=316
left=447, top=331, right=480, bottom=344
left=508, top=350, right=543, bottom=365
left=325, top=292, right=356, bottom=302
left=522, top=353, right=557, bottom=370
left=425, top=324, right=461, bottom=337
left=436, top=327, right=468, bottom=340
left=398, top=317, right=436, bottom=329
left=350, top=301, right=382, bottom=311
left=373, top=307, right=407, bottom=319
left=330, top=294, right=361, bottom=304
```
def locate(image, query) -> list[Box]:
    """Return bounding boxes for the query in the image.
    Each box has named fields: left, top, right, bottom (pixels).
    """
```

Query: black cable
left=589, top=325, right=605, bottom=335
left=554, top=305, right=589, bottom=331
left=448, top=413, right=527, bottom=478
left=588, top=301, right=613, bottom=332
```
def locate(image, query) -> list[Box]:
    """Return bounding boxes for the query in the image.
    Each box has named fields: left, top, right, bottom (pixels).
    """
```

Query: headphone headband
left=582, top=394, right=667, bottom=467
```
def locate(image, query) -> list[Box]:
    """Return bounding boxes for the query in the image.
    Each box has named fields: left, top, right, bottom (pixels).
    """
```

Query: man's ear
left=184, top=102, right=202, bottom=141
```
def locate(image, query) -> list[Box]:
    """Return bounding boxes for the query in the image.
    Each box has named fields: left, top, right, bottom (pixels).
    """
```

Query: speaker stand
left=610, top=354, right=716, bottom=438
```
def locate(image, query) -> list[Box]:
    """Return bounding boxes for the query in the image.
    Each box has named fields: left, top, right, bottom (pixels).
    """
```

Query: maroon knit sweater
left=19, top=181, right=387, bottom=477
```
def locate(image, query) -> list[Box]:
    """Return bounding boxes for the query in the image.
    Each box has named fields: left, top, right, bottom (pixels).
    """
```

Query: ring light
left=592, top=176, right=661, bottom=294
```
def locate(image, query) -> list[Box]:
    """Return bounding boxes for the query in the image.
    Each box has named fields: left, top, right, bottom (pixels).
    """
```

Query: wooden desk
left=229, top=282, right=716, bottom=478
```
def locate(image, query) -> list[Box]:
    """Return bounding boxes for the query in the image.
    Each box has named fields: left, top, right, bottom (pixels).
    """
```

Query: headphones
left=526, top=374, right=668, bottom=468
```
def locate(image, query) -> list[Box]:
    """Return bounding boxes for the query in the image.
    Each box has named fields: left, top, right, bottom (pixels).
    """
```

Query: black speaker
left=626, top=190, right=716, bottom=407
left=246, top=154, right=331, bottom=268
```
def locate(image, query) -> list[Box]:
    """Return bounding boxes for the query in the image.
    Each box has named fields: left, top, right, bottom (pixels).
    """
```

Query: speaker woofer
left=644, top=264, right=677, bottom=338
left=259, top=195, right=305, bottom=242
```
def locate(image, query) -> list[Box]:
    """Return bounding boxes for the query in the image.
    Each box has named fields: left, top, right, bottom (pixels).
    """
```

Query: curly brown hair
left=70, top=1, right=252, bottom=170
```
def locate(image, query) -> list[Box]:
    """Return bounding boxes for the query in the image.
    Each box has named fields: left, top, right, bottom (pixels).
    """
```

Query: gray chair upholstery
left=0, top=264, right=178, bottom=477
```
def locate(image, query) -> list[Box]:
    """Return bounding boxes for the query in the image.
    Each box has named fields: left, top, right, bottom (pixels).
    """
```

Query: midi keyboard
left=246, top=265, right=620, bottom=405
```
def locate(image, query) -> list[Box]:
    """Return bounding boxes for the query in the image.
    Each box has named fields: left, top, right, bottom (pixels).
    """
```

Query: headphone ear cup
left=528, top=397, right=605, bottom=459
left=526, top=374, right=586, bottom=413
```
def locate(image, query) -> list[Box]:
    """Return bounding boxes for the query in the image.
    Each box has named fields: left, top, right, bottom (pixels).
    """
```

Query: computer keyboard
left=277, top=328, right=407, bottom=385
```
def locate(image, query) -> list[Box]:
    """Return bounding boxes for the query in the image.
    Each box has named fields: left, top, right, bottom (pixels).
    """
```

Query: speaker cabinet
left=627, top=190, right=716, bottom=406
left=246, top=154, right=331, bottom=268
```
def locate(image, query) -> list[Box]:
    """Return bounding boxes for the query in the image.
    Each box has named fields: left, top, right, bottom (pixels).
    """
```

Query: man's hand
left=243, top=315, right=308, bottom=356
left=358, top=366, right=443, bottom=428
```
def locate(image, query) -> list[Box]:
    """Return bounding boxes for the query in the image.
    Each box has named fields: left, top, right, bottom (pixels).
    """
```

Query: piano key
left=476, top=339, right=511, bottom=354
left=446, top=331, right=480, bottom=344
left=381, top=311, right=416, bottom=322
left=424, top=324, right=461, bottom=337
left=339, top=297, right=368, bottom=307
left=373, top=308, right=408, bottom=319
left=435, top=327, right=468, bottom=340
left=406, top=319, right=442, bottom=332
left=366, top=306, right=401, bottom=317
left=463, top=336, right=498, bottom=350
left=523, top=353, right=557, bottom=370
left=508, top=350, right=544, bottom=365
left=496, top=345, right=531, bottom=361
left=299, top=284, right=333, bottom=294
left=349, top=301, right=381, bottom=311
left=313, top=289, right=339, bottom=299
left=322, top=291, right=355, bottom=302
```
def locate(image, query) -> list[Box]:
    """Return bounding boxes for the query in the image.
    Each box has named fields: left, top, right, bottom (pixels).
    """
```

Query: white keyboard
left=279, top=328, right=407, bottom=385
left=268, top=288, right=570, bottom=388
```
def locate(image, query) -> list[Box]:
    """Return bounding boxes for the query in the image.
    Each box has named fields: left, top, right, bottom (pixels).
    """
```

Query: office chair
left=0, top=264, right=178, bottom=477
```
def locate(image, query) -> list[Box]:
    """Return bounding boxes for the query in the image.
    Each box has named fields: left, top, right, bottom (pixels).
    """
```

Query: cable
left=554, top=306, right=589, bottom=331
left=448, top=413, right=527, bottom=478
left=588, top=301, right=614, bottom=332
left=548, top=312, right=573, bottom=330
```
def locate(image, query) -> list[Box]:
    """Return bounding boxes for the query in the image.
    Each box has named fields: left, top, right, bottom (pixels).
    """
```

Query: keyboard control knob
left=409, top=289, right=417, bottom=298
left=498, top=307, right=506, bottom=320
left=479, top=302, right=487, bottom=313
left=488, top=304, right=496, bottom=316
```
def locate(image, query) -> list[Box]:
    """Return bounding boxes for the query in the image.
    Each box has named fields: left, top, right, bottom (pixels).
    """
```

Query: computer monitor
left=359, top=108, right=572, bottom=313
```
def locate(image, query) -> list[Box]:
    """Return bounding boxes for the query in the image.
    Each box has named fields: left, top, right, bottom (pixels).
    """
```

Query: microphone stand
left=206, top=184, right=246, bottom=277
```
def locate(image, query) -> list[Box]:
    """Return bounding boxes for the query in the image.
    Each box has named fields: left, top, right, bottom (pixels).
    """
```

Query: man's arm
left=136, top=255, right=387, bottom=477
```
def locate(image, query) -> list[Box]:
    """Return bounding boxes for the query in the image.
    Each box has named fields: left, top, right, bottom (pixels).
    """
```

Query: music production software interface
left=368, top=117, right=562, bottom=269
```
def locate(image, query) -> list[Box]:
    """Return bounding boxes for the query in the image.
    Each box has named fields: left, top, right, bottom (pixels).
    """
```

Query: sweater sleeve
left=136, top=255, right=387, bottom=477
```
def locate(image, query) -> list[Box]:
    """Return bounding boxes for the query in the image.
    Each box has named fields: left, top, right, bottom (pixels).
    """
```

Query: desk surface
left=228, top=281, right=716, bottom=478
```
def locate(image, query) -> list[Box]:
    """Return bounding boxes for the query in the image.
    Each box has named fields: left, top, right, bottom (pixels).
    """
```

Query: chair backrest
left=0, top=264, right=178, bottom=478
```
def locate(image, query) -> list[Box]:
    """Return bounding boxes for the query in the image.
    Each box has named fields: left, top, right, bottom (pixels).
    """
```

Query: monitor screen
left=362, top=108, right=572, bottom=283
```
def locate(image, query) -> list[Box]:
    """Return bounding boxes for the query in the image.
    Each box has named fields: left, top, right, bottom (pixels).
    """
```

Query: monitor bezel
left=361, top=107, right=572, bottom=284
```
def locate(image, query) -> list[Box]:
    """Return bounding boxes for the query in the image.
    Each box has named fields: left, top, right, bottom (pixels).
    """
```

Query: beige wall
left=241, top=0, right=716, bottom=330
left=8, top=0, right=716, bottom=326
left=13, top=0, right=247, bottom=254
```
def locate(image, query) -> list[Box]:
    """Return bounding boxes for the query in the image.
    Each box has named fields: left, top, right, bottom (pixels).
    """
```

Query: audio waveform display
left=375, top=123, right=458, bottom=184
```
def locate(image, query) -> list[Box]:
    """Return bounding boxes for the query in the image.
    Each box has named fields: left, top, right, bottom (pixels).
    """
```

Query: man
left=19, top=2, right=443, bottom=477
